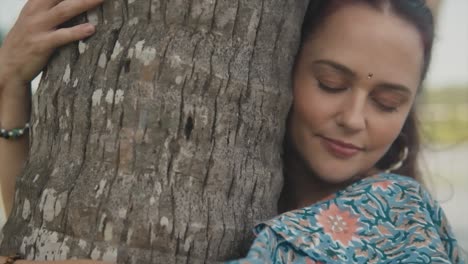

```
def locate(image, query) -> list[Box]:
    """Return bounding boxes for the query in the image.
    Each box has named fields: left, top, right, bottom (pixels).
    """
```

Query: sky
left=1, top=0, right=467, bottom=88
left=426, top=0, right=468, bottom=88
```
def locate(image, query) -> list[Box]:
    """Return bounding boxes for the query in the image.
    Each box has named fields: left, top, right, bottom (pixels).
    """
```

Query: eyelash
left=373, top=100, right=399, bottom=113
left=318, top=81, right=347, bottom=93
left=318, top=82, right=399, bottom=113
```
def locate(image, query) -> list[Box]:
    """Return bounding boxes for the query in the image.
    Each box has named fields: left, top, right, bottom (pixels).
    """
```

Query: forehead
left=302, top=3, right=424, bottom=92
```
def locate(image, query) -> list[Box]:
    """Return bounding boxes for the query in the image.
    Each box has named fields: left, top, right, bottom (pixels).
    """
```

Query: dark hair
left=285, top=0, right=435, bottom=186
left=300, top=0, right=435, bottom=81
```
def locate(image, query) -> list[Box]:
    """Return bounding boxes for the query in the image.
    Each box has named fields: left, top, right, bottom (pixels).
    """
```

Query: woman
left=227, top=0, right=464, bottom=263
left=0, top=0, right=463, bottom=264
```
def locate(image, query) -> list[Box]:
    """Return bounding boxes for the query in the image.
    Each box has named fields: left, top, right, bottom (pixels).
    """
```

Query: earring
left=385, top=145, right=409, bottom=173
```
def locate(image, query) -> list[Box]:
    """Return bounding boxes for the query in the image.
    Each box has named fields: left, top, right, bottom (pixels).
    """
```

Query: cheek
left=292, top=81, right=339, bottom=130
left=367, top=113, right=407, bottom=153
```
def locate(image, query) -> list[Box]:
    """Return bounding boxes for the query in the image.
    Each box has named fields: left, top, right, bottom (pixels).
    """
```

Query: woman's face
left=290, top=3, right=424, bottom=183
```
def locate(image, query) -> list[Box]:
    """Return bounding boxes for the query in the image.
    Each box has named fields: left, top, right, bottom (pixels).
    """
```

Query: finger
left=43, top=23, right=96, bottom=49
left=22, top=0, right=65, bottom=13
left=45, top=0, right=104, bottom=27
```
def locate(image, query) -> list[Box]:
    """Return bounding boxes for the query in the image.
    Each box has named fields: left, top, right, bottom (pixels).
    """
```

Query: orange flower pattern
left=315, top=203, right=359, bottom=246
left=226, top=173, right=464, bottom=264
left=371, top=179, right=393, bottom=191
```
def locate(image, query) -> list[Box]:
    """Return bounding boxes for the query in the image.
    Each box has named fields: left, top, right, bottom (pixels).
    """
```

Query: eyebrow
left=375, top=83, right=412, bottom=96
left=313, top=59, right=357, bottom=78
left=313, top=59, right=413, bottom=95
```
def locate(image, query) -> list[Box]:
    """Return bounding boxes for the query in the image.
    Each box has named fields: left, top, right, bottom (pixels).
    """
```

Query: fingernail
left=84, top=24, right=95, bottom=34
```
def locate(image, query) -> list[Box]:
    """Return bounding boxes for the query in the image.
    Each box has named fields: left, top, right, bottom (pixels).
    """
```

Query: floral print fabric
left=227, top=173, right=464, bottom=264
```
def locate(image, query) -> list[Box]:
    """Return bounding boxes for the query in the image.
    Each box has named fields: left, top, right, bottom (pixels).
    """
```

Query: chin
left=316, top=170, right=357, bottom=184
left=307, top=160, right=359, bottom=184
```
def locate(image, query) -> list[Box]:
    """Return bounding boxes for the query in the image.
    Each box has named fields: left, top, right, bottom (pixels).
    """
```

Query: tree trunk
left=0, top=0, right=307, bottom=263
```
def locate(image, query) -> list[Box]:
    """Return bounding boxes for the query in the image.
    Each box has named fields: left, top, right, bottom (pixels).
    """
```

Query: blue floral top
left=226, top=173, right=464, bottom=264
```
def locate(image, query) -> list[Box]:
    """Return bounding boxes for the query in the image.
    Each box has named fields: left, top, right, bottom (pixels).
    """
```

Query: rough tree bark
left=0, top=0, right=307, bottom=263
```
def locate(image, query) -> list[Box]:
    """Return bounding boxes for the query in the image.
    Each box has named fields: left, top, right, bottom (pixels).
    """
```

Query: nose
left=336, top=92, right=367, bottom=133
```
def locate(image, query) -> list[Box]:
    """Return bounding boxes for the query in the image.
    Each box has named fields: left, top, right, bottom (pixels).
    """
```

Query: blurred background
left=1, top=0, right=467, bottom=259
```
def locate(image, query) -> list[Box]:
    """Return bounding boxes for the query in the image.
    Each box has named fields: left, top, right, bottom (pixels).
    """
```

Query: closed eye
left=372, top=99, right=399, bottom=113
left=318, top=81, right=347, bottom=93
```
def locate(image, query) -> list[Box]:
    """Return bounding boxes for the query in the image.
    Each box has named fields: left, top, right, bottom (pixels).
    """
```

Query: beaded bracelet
left=0, top=123, right=30, bottom=140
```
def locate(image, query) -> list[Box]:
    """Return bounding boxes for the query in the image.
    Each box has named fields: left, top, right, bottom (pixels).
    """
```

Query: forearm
left=0, top=64, right=31, bottom=217
left=0, top=0, right=101, bottom=220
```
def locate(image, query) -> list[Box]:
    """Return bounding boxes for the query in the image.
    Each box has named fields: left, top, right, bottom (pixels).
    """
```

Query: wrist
left=0, top=53, right=31, bottom=103
left=0, top=80, right=31, bottom=129
left=0, top=51, right=28, bottom=90
left=0, top=80, right=31, bottom=100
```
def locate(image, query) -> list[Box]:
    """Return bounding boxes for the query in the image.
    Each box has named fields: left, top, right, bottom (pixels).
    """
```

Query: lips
left=319, top=136, right=363, bottom=159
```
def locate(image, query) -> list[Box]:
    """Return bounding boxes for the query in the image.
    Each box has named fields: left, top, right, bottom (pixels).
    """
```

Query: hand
left=0, top=0, right=104, bottom=87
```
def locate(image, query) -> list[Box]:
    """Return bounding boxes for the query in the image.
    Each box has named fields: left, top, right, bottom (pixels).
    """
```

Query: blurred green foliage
left=422, top=85, right=468, bottom=104
left=419, top=86, right=468, bottom=145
